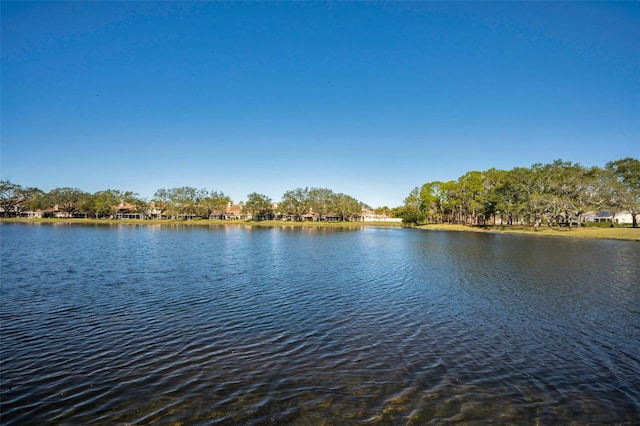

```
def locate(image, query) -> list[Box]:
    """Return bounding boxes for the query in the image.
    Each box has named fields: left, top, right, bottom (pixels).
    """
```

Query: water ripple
left=1, top=224, right=639, bottom=424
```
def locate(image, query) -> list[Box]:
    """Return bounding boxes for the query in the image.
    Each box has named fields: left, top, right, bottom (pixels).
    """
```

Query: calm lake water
left=1, top=223, right=639, bottom=424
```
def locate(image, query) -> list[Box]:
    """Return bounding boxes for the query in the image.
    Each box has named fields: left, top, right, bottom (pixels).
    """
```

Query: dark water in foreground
left=1, top=223, right=639, bottom=424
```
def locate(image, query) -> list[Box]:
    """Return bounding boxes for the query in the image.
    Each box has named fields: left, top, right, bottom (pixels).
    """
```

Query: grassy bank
left=417, top=223, right=640, bottom=241
left=2, top=218, right=638, bottom=241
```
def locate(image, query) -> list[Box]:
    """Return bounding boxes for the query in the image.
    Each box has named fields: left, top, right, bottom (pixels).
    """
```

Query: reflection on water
left=1, top=223, right=639, bottom=424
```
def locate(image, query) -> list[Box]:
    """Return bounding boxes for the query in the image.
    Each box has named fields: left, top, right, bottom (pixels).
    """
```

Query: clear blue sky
left=2, top=1, right=639, bottom=208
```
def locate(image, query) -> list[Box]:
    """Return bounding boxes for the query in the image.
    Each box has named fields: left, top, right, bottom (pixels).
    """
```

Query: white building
left=613, top=211, right=640, bottom=225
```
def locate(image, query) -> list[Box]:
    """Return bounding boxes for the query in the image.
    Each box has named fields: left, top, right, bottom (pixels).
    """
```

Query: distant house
left=115, top=202, right=144, bottom=219
left=582, top=211, right=613, bottom=223
left=580, top=210, right=638, bottom=225
left=208, top=210, right=224, bottom=220
left=21, top=205, right=86, bottom=218
left=323, top=213, right=340, bottom=222
left=24, top=210, right=43, bottom=218
left=148, top=202, right=166, bottom=219
left=271, top=203, right=284, bottom=221
left=42, top=207, right=61, bottom=218
left=613, top=211, right=639, bottom=225
left=358, top=210, right=402, bottom=223
left=223, top=202, right=250, bottom=220
left=301, top=212, right=319, bottom=221
left=21, top=208, right=58, bottom=218
left=208, top=204, right=249, bottom=220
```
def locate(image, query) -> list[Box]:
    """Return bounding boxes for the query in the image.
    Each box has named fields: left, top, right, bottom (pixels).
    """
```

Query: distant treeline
left=0, top=183, right=371, bottom=222
left=396, top=158, right=639, bottom=228
left=1, top=158, right=638, bottom=226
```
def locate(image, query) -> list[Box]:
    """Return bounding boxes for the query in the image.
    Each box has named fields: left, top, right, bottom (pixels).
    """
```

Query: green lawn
left=417, top=223, right=640, bottom=241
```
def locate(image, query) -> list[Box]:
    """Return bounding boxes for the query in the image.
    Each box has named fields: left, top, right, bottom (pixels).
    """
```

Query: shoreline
left=1, top=218, right=638, bottom=241
left=0, top=217, right=403, bottom=229
left=417, top=223, right=640, bottom=241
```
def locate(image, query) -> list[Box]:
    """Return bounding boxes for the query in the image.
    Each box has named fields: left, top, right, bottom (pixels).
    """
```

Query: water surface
left=1, top=223, right=639, bottom=424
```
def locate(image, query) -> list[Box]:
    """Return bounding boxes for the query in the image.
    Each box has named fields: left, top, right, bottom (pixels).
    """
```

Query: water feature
left=1, top=223, right=639, bottom=424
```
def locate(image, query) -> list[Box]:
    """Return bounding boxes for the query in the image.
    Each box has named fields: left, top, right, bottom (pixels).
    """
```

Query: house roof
left=116, top=202, right=136, bottom=212
left=596, top=211, right=613, bottom=218
left=226, top=204, right=244, bottom=215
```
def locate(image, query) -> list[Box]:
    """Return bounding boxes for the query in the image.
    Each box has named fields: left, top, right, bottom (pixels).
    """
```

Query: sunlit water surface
left=1, top=223, right=639, bottom=424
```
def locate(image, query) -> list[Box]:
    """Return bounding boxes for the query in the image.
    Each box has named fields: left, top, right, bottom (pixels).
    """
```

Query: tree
left=308, top=187, right=334, bottom=221
left=169, top=187, right=198, bottom=218
left=540, top=160, right=609, bottom=227
left=77, top=192, right=98, bottom=217
left=419, top=182, right=441, bottom=223
left=458, top=171, right=485, bottom=225
left=123, top=191, right=148, bottom=218
left=93, top=189, right=123, bottom=218
left=204, top=190, right=232, bottom=219
left=154, top=187, right=200, bottom=218
left=280, top=187, right=310, bottom=221
left=438, top=181, right=462, bottom=224
left=153, top=188, right=172, bottom=217
left=19, top=187, right=46, bottom=214
left=374, top=206, right=391, bottom=216
left=568, top=166, right=612, bottom=225
left=481, top=168, right=508, bottom=225
left=400, top=187, right=425, bottom=226
left=244, top=192, right=272, bottom=220
left=0, top=182, right=45, bottom=217
left=498, top=166, right=545, bottom=226
left=46, top=187, right=86, bottom=217
left=192, top=188, right=211, bottom=218
left=546, top=160, right=587, bottom=227
left=606, top=157, right=640, bottom=227
left=88, top=190, right=147, bottom=219
left=0, top=180, right=23, bottom=217
left=331, top=193, right=361, bottom=221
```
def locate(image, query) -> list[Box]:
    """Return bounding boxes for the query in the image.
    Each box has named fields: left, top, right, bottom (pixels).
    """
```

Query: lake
left=1, top=223, right=639, bottom=424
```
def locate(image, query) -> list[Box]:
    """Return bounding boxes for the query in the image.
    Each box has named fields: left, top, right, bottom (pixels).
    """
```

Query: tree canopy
left=2, top=157, right=637, bottom=226
left=406, top=158, right=640, bottom=227
left=244, top=192, right=273, bottom=220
